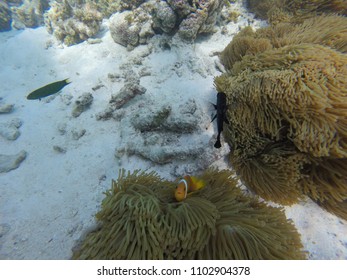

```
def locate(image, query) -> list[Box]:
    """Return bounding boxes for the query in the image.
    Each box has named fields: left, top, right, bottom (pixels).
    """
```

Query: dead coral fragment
left=0, top=150, right=27, bottom=173
left=72, top=92, right=94, bottom=118
left=72, top=169, right=305, bottom=260
left=109, top=83, right=146, bottom=109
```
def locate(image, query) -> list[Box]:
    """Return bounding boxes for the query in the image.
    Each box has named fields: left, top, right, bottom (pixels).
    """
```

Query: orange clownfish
left=175, top=175, right=206, bottom=202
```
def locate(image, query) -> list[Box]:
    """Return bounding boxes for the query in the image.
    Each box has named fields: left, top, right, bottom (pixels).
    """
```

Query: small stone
left=0, top=118, right=22, bottom=141
left=0, top=104, right=14, bottom=114
left=53, top=146, right=67, bottom=154
left=72, top=93, right=94, bottom=118
left=71, top=128, right=86, bottom=140
left=92, top=84, right=105, bottom=91
left=87, top=38, right=102, bottom=44
left=0, top=150, right=27, bottom=173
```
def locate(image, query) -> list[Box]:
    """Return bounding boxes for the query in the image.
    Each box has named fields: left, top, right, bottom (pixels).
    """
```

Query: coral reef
left=0, top=2, right=12, bottom=32
left=109, top=0, right=227, bottom=47
left=89, top=0, right=146, bottom=17
left=0, top=150, right=27, bottom=173
left=10, top=0, right=50, bottom=29
left=45, top=0, right=103, bottom=46
left=163, top=0, right=225, bottom=41
left=72, top=169, right=306, bottom=259
left=43, top=0, right=233, bottom=46
left=72, top=92, right=93, bottom=117
left=215, top=15, right=347, bottom=219
left=109, top=8, right=154, bottom=49
left=176, top=0, right=224, bottom=40
left=152, top=1, right=177, bottom=34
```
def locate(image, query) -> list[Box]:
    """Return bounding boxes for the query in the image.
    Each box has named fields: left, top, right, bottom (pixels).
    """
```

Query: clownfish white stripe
left=178, top=178, right=188, bottom=200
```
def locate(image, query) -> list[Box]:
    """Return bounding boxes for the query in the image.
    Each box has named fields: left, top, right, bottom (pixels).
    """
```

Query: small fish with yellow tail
left=27, top=78, right=71, bottom=100
left=175, top=175, right=206, bottom=202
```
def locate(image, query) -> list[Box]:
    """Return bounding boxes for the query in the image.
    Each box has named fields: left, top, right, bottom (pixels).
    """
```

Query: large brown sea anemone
left=72, top=169, right=305, bottom=259
left=215, top=14, right=347, bottom=219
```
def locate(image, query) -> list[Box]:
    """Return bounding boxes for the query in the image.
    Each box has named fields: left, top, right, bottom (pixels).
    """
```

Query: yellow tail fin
left=190, top=176, right=206, bottom=191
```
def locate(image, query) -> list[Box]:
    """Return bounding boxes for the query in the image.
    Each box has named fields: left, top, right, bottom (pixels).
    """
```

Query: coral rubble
left=72, top=169, right=306, bottom=259
left=115, top=98, right=206, bottom=165
left=215, top=14, right=347, bottom=219
left=72, top=92, right=94, bottom=118
left=0, top=103, right=14, bottom=114
left=0, top=118, right=22, bottom=141
left=0, top=150, right=27, bottom=173
left=109, top=83, right=147, bottom=109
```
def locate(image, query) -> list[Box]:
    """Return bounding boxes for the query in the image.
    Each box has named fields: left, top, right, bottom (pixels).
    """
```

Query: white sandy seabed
left=0, top=5, right=346, bottom=260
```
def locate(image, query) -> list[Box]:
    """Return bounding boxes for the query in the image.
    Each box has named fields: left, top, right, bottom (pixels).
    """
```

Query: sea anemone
left=246, top=0, right=347, bottom=21
left=215, top=15, right=347, bottom=219
left=72, top=169, right=305, bottom=259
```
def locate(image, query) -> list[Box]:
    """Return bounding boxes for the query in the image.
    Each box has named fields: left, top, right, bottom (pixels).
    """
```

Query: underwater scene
left=0, top=0, right=346, bottom=260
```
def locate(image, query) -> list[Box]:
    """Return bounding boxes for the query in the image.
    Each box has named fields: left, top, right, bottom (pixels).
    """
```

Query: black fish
left=27, top=79, right=71, bottom=100
left=212, top=92, right=229, bottom=148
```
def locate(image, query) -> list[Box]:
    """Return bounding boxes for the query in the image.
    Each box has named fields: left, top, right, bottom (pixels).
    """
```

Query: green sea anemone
left=72, top=169, right=305, bottom=260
